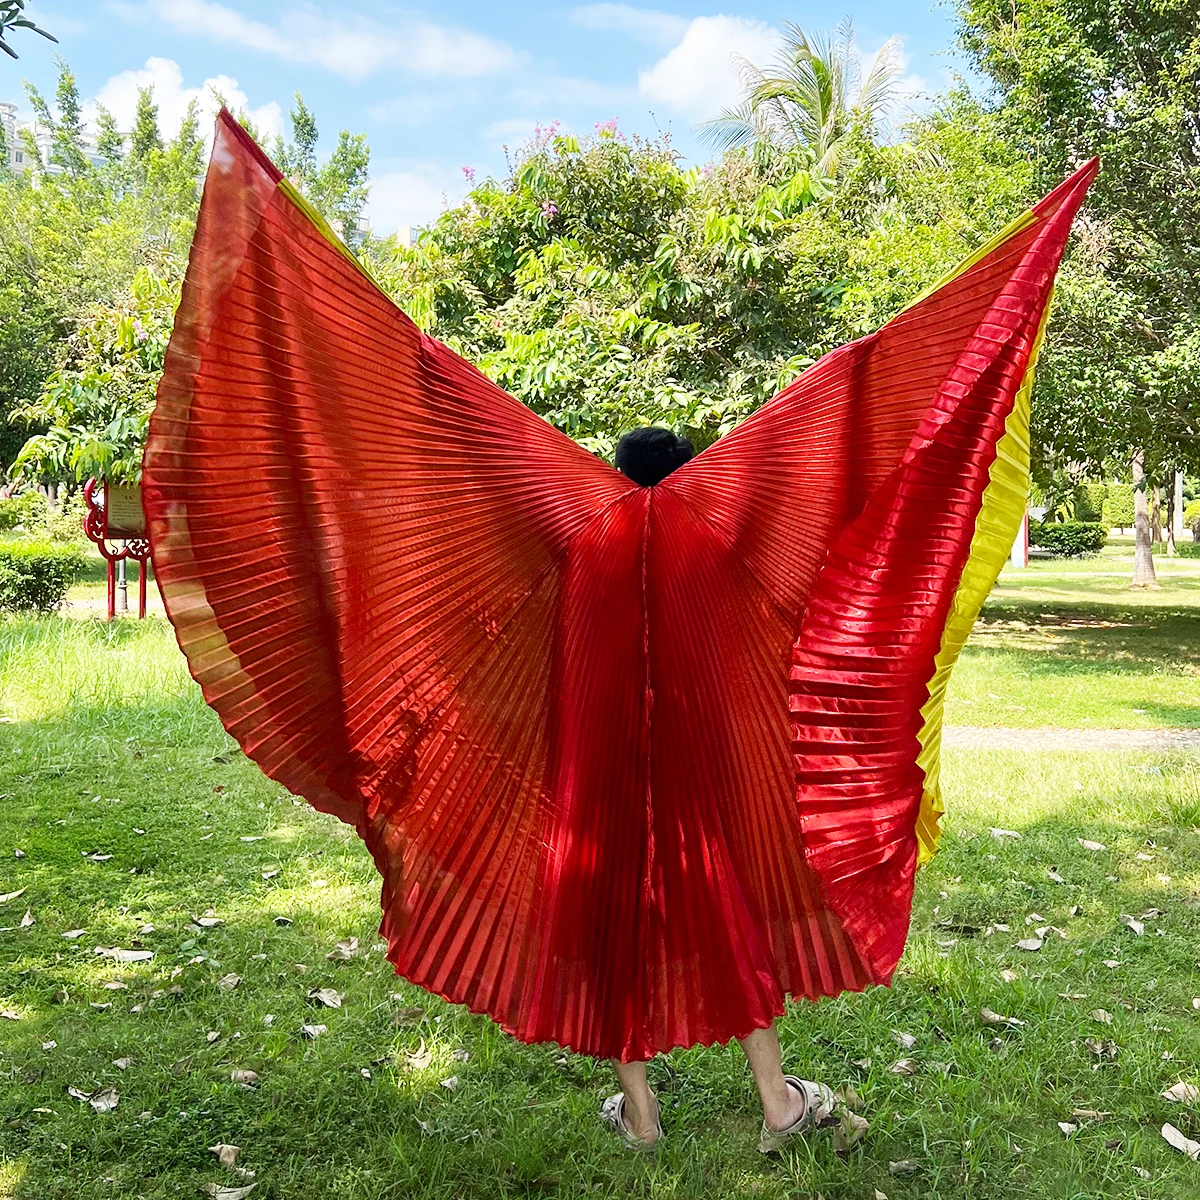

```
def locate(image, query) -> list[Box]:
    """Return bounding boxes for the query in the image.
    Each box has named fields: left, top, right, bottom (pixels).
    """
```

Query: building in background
left=1, top=100, right=106, bottom=173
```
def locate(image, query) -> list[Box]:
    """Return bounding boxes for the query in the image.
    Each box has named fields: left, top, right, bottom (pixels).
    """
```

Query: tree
left=0, top=0, right=55, bottom=59
left=2, top=65, right=373, bottom=487
left=130, top=87, right=163, bottom=162
left=366, top=102, right=1038, bottom=458
left=274, top=94, right=370, bottom=243
left=698, top=19, right=898, bottom=175
left=955, top=0, right=1200, bottom=586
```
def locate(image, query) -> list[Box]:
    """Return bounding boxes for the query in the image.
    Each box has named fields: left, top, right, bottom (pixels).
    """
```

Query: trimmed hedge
left=1102, top=483, right=1135, bottom=528
left=1028, top=520, right=1108, bottom=558
left=0, top=541, right=86, bottom=612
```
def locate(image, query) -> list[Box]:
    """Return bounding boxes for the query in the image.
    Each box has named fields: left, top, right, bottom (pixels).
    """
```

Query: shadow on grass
left=2, top=694, right=1200, bottom=1197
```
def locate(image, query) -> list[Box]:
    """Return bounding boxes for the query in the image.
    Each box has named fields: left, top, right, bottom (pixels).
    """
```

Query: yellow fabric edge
left=913, top=287, right=1053, bottom=865
left=276, top=177, right=380, bottom=288
left=899, top=207, right=1038, bottom=315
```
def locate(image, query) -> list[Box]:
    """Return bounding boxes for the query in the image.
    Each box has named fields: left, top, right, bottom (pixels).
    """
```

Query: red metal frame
left=82, top=478, right=151, bottom=620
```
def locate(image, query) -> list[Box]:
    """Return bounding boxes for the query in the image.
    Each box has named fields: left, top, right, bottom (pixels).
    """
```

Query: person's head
left=614, top=427, right=694, bottom=487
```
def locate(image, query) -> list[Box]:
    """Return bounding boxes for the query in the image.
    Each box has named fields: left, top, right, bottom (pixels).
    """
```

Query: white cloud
left=110, top=0, right=518, bottom=83
left=571, top=4, right=688, bottom=47
left=366, top=94, right=444, bottom=127
left=87, top=57, right=283, bottom=145
left=637, top=15, right=781, bottom=120
left=365, top=161, right=465, bottom=234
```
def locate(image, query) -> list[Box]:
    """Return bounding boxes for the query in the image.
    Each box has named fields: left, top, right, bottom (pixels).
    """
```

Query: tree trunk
left=1131, top=451, right=1159, bottom=589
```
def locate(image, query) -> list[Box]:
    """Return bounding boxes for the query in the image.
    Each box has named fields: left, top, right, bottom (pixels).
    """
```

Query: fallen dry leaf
left=1120, top=914, right=1145, bottom=936
left=112, top=1058, right=131, bottom=1070
left=217, top=974, right=241, bottom=990
left=1162, top=1082, right=1200, bottom=1105
left=261, top=868, right=280, bottom=880
left=326, top=937, right=360, bottom=962
left=209, top=1143, right=240, bottom=1169
left=404, top=1040, right=433, bottom=1070
left=888, top=1160, right=920, bottom=1175
left=308, top=988, right=343, bottom=1009
left=1077, top=839, right=1106, bottom=852
left=1058, top=1122, right=1077, bottom=1137
left=990, top=828, right=1021, bottom=840
left=1047, top=869, right=1065, bottom=884
left=451, top=1048, right=470, bottom=1063
left=833, top=1110, right=869, bottom=1152
left=892, top=1031, right=917, bottom=1050
left=41, top=1040, right=55, bottom=1050
left=93, top=946, right=153, bottom=962
left=300, top=1023, right=327, bottom=1040
left=0, top=888, right=27, bottom=904
left=888, top=1059, right=917, bottom=1075
left=230, top=1069, right=258, bottom=1086
left=195, top=916, right=223, bottom=928
left=20, top=908, right=33, bottom=928
left=1091, top=1010, right=1113, bottom=1025
left=61, top=929, right=86, bottom=939
left=200, top=1185, right=256, bottom=1200
left=85, top=1087, right=118, bottom=1113
left=439, top=1075, right=458, bottom=1091
left=0, top=1008, right=19, bottom=1020
left=1016, top=937, right=1044, bottom=952
left=1084, top=1038, right=1118, bottom=1059
left=1000, top=970, right=1020, bottom=983
left=1162, top=1122, right=1200, bottom=1159
left=980, top=1007, right=1025, bottom=1029
left=392, top=1005, right=425, bottom=1026
left=206, top=1031, right=221, bottom=1043
left=1071, top=1109, right=1113, bottom=1120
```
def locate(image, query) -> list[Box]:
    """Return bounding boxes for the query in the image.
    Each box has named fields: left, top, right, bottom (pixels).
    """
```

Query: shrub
left=1176, top=542, right=1200, bottom=558
left=1075, top=482, right=1106, bottom=523
left=0, top=490, right=48, bottom=532
left=1102, top=483, right=1134, bottom=527
left=46, top=490, right=89, bottom=544
left=1184, top=500, right=1200, bottom=533
left=0, top=541, right=86, bottom=612
left=1028, top=520, right=1108, bottom=558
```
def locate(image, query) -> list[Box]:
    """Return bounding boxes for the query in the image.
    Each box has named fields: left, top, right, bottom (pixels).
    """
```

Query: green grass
left=2, top=552, right=1200, bottom=1200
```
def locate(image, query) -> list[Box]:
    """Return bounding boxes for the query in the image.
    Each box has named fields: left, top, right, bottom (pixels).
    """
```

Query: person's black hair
left=614, top=426, right=694, bottom=486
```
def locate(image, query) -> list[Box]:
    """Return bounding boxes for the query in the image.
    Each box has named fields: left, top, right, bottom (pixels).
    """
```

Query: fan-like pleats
left=144, top=109, right=1095, bottom=1061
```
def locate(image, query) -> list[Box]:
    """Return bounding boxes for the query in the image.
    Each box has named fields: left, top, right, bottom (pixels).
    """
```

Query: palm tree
left=697, top=18, right=898, bottom=176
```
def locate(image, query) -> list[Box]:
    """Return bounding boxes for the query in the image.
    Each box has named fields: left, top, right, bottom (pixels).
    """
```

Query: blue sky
left=11, top=1, right=976, bottom=235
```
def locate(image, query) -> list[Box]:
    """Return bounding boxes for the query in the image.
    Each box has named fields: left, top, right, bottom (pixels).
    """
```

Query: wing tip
left=215, top=105, right=283, bottom=185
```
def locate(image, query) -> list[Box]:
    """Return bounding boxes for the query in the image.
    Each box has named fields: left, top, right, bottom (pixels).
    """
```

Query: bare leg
left=738, top=1024, right=807, bottom=1131
left=611, top=1059, right=660, bottom=1142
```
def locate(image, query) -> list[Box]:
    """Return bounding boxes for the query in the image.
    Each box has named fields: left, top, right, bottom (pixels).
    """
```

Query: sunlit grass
left=2, top=549, right=1200, bottom=1198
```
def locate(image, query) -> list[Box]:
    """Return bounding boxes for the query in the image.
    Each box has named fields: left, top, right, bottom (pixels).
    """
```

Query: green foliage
left=1028, top=519, right=1108, bottom=557
left=367, top=101, right=1034, bottom=455
left=1075, top=482, right=1105, bottom=523
left=0, top=488, right=47, bottom=531
left=10, top=269, right=177, bottom=484
left=0, top=0, right=56, bottom=59
left=956, top=0, right=1200, bottom=478
left=274, top=94, right=370, bottom=243
left=697, top=19, right=898, bottom=176
left=1101, top=483, right=1135, bottom=528
left=1, top=66, right=371, bottom=484
left=1183, top=500, right=1200, bottom=531
left=0, top=540, right=84, bottom=611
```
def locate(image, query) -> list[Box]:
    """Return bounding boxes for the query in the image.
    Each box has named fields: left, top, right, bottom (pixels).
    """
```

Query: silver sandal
left=601, top=1092, right=663, bottom=1151
left=757, top=1075, right=838, bottom=1154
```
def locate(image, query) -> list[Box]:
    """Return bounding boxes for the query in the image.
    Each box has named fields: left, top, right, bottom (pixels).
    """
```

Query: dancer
left=144, top=110, right=1095, bottom=1151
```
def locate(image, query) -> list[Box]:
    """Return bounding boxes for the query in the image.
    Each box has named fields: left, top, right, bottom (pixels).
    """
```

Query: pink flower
left=541, top=200, right=558, bottom=219
left=461, top=165, right=476, bottom=183
left=595, top=118, right=619, bottom=136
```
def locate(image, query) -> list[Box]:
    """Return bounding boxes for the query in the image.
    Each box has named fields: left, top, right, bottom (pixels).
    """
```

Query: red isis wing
left=144, top=110, right=1095, bottom=1062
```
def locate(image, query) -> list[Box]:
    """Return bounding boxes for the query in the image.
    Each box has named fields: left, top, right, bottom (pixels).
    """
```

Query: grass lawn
left=1, top=547, right=1199, bottom=1199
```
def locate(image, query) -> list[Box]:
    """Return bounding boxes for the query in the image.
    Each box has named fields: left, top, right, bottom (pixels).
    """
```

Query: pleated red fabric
left=143, top=110, right=1096, bottom=1061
